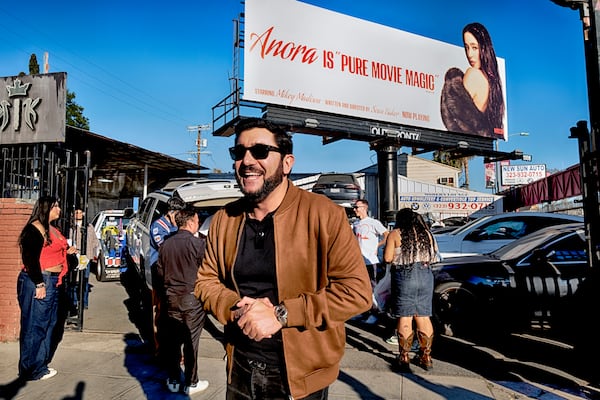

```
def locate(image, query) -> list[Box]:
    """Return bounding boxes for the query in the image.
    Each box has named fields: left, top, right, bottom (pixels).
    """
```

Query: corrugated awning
left=65, top=125, right=203, bottom=199
left=66, top=125, right=201, bottom=173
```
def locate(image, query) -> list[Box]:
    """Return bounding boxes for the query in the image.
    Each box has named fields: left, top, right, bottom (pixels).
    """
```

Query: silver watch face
left=275, top=305, right=287, bottom=322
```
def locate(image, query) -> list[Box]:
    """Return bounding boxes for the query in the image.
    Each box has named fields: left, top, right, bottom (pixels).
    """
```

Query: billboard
left=501, top=164, right=546, bottom=186
left=398, top=193, right=499, bottom=216
left=0, top=73, right=66, bottom=144
left=484, top=162, right=496, bottom=189
left=485, top=159, right=511, bottom=190
left=244, top=0, right=507, bottom=140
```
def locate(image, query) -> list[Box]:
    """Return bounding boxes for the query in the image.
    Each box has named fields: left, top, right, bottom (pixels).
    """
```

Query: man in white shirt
left=352, top=199, right=389, bottom=286
left=352, top=199, right=389, bottom=324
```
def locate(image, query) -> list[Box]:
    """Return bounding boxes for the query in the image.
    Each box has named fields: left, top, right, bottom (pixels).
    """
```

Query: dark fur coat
left=440, top=67, right=495, bottom=138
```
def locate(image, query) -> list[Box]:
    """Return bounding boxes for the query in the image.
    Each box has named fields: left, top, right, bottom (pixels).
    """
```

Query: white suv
left=125, top=179, right=243, bottom=290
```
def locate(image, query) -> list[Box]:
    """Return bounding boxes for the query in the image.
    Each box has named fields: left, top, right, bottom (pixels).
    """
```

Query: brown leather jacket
left=195, top=181, right=372, bottom=399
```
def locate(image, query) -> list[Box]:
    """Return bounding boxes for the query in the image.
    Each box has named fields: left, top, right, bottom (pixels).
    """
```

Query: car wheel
left=433, top=281, right=479, bottom=338
left=96, top=254, right=107, bottom=282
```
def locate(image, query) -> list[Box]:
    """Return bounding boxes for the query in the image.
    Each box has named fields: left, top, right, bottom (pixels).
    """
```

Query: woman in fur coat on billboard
left=441, top=22, right=505, bottom=139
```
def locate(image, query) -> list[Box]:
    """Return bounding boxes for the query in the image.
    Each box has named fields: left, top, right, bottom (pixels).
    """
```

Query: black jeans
left=367, top=263, right=386, bottom=288
left=227, top=353, right=329, bottom=400
left=164, top=293, right=206, bottom=386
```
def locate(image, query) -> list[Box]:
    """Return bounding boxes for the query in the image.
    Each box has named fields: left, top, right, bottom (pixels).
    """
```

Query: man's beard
left=237, top=162, right=285, bottom=204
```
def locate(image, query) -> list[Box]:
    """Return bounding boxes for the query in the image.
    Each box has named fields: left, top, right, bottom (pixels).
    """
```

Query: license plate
left=330, top=188, right=340, bottom=193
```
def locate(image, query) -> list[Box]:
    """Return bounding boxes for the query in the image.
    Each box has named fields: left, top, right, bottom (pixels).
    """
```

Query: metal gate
left=1, top=142, right=91, bottom=330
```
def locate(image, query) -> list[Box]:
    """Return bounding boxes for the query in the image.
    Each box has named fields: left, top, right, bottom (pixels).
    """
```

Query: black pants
left=227, top=352, right=329, bottom=400
left=367, top=263, right=386, bottom=288
left=164, top=293, right=206, bottom=386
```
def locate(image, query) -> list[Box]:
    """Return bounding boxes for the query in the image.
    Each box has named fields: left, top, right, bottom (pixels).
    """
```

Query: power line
left=0, top=6, right=190, bottom=127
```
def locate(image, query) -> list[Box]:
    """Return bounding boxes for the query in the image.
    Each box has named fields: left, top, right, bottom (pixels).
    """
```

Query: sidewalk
left=0, top=280, right=596, bottom=400
left=0, top=329, right=550, bottom=400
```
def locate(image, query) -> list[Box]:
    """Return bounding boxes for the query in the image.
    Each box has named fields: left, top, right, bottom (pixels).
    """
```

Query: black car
left=311, top=173, right=363, bottom=205
left=432, top=223, right=589, bottom=339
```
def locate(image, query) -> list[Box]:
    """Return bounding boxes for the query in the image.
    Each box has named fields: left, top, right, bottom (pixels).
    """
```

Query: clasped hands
left=232, top=296, right=282, bottom=342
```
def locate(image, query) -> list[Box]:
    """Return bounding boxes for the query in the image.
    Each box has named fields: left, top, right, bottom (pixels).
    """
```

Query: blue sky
left=0, top=1, right=589, bottom=193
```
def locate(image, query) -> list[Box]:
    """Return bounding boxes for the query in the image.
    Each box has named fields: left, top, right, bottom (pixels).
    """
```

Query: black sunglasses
left=229, top=144, right=283, bottom=161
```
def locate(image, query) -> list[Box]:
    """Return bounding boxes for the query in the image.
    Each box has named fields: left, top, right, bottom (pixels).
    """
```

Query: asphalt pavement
left=0, top=277, right=598, bottom=400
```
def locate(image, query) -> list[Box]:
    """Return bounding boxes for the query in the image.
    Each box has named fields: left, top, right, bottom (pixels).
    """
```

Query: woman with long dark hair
left=384, top=208, right=440, bottom=371
left=17, top=196, right=77, bottom=381
left=441, top=22, right=505, bottom=138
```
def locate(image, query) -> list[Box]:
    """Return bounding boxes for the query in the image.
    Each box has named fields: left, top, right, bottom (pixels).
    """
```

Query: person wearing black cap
left=149, top=196, right=187, bottom=268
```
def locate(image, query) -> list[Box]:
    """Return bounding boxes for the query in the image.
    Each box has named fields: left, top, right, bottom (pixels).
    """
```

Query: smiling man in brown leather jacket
left=195, top=118, right=372, bottom=400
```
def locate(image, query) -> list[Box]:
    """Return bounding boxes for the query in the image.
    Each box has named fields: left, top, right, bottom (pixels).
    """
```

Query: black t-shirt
left=230, top=213, right=283, bottom=364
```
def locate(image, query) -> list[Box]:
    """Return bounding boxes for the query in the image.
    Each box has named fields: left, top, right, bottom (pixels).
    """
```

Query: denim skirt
left=389, top=262, right=434, bottom=318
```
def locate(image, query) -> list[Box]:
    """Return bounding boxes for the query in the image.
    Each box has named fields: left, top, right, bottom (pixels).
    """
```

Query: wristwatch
left=274, top=303, right=288, bottom=327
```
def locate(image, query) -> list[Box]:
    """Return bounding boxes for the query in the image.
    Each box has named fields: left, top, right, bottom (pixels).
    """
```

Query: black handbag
left=67, top=253, right=79, bottom=271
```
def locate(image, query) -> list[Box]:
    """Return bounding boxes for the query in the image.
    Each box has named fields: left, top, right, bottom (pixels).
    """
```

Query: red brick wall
left=0, top=198, right=34, bottom=342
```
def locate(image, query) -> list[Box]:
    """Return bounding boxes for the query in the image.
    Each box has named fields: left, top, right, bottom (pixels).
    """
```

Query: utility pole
left=187, top=124, right=211, bottom=169
left=43, top=52, right=49, bottom=73
left=551, top=0, right=600, bottom=268
left=552, top=0, right=600, bottom=362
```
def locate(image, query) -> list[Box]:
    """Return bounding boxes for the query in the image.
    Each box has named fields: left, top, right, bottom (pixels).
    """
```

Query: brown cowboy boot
left=397, top=332, right=414, bottom=367
left=417, top=331, right=433, bottom=370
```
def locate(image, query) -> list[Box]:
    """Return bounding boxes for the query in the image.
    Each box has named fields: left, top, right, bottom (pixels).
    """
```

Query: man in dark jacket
left=157, top=207, right=208, bottom=395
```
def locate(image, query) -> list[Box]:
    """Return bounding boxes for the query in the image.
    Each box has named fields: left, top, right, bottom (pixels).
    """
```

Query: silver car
left=435, top=211, right=584, bottom=258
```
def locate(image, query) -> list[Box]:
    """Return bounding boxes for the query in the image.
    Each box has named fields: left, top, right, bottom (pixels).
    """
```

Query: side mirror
left=531, top=248, right=549, bottom=263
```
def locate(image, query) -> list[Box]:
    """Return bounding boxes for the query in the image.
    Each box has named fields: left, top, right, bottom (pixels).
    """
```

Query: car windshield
left=492, top=223, right=581, bottom=260
left=101, top=215, right=129, bottom=232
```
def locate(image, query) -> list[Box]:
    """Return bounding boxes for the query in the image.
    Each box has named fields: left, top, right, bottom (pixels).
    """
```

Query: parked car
left=431, top=216, right=477, bottom=234
left=441, top=216, right=475, bottom=227
left=433, top=223, right=589, bottom=339
left=90, top=208, right=134, bottom=281
left=434, top=211, right=583, bottom=258
left=126, top=179, right=243, bottom=291
left=311, top=173, right=363, bottom=205
left=430, top=225, right=458, bottom=234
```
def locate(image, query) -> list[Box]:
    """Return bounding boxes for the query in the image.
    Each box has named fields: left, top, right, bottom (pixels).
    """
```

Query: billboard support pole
left=372, top=143, right=399, bottom=224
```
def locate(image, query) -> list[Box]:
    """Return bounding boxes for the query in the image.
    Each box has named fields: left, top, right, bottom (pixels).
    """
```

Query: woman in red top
left=17, top=196, right=77, bottom=381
